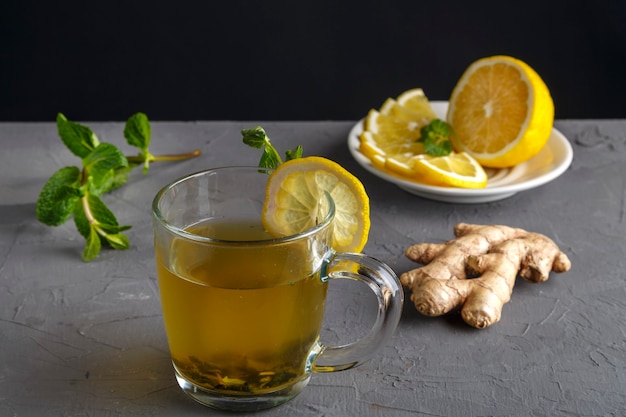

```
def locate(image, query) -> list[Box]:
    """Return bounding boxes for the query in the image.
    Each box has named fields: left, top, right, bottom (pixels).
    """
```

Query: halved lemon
left=262, top=156, right=370, bottom=253
left=447, top=55, right=554, bottom=168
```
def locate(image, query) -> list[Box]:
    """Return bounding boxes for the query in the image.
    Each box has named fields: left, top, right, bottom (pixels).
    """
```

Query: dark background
left=1, top=1, right=624, bottom=122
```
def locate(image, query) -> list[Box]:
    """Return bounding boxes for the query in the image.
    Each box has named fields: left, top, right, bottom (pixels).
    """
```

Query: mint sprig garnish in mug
left=36, top=113, right=201, bottom=262
left=241, top=126, right=303, bottom=169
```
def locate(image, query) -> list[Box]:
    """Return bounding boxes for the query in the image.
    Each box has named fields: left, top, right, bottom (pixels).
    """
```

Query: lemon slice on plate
left=363, top=109, right=422, bottom=142
left=413, top=152, right=488, bottom=188
left=359, top=130, right=425, bottom=162
left=447, top=55, right=554, bottom=168
left=360, top=89, right=437, bottom=158
left=262, top=156, right=370, bottom=253
left=394, top=88, right=439, bottom=120
left=385, top=152, right=487, bottom=188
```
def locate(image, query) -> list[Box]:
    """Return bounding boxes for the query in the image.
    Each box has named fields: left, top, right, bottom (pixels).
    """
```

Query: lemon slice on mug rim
left=262, top=156, right=370, bottom=253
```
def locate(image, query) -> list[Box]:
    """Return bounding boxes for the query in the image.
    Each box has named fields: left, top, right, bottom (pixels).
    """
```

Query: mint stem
left=126, top=149, right=201, bottom=164
left=80, top=193, right=95, bottom=224
left=152, top=149, right=202, bottom=162
left=269, top=147, right=283, bottom=166
left=79, top=168, right=96, bottom=225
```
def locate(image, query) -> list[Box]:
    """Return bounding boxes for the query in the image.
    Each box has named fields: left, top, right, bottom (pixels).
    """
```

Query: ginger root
left=400, top=223, right=571, bottom=329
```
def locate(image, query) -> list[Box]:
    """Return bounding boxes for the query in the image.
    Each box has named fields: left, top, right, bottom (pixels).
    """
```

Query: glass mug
left=152, top=166, right=403, bottom=411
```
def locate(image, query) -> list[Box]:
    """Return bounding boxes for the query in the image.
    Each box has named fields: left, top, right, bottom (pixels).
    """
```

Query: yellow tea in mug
left=152, top=166, right=402, bottom=411
left=156, top=218, right=328, bottom=394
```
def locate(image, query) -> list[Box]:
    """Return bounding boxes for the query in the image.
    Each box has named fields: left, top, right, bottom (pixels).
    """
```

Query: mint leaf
left=57, top=113, right=100, bottom=158
left=103, top=233, right=130, bottom=250
left=83, top=226, right=101, bottom=262
left=124, top=112, right=151, bottom=150
left=423, top=137, right=453, bottom=156
left=86, top=193, right=127, bottom=230
left=108, top=164, right=137, bottom=192
left=82, top=143, right=128, bottom=194
left=73, top=201, right=90, bottom=239
left=417, top=119, right=454, bottom=157
left=259, top=147, right=281, bottom=169
left=73, top=193, right=131, bottom=238
left=36, top=166, right=82, bottom=226
left=83, top=143, right=128, bottom=177
left=241, top=126, right=269, bottom=149
left=285, top=146, right=303, bottom=161
left=242, top=126, right=291, bottom=169
left=74, top=192, right=131, bottom=258
left=98, top=222, right=132, bottom=234
left=124, top=113, right=154, bottom=173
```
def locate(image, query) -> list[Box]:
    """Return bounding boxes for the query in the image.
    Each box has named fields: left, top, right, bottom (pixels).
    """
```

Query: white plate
left=348, top=101, right=573, bottom=203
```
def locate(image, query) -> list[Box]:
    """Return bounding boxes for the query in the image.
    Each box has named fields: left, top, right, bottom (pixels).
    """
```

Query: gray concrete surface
left=0, top=120, right=624, bottom=416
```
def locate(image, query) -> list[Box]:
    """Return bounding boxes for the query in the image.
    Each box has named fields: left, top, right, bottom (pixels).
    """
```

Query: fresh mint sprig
left=36, top=113, right=201, bottom=262
left=417, top=119, right=455, bottom=156
left=241, top=126, right=303, bottom=169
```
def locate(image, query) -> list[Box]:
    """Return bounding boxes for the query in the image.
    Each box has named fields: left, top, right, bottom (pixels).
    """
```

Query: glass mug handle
left=312, top=252, right=404, bottom=372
